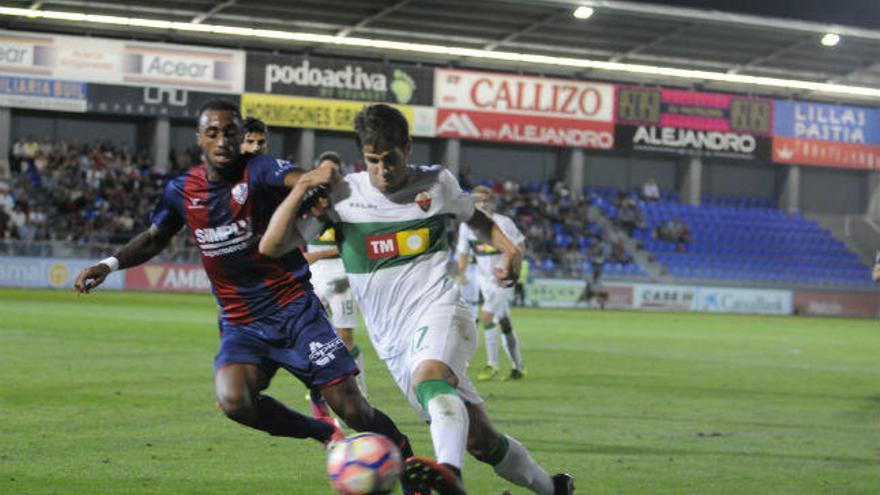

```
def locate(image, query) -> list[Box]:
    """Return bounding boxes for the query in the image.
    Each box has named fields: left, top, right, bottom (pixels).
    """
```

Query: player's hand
left=299, top=164, right=340, bottom=190
left=73, top=264, right=111, bottom=294
left=493, top=248, right=522, bottom=288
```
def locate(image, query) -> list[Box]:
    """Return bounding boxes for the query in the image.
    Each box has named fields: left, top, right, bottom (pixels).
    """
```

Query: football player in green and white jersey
left=258, top=104, right=573, bottom=495
left=456, top=185, right=527, bottom=382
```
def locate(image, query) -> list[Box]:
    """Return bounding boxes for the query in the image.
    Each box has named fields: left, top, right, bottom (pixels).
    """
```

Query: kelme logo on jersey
left=232, top=183, right=248, bottom=204
left=366, top=228, right=429, bottom=259
left=415, top=191, right=432, bottom=212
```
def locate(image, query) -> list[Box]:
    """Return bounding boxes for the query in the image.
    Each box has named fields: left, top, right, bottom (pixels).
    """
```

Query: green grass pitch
left=0, top=288, right=878, bottom=494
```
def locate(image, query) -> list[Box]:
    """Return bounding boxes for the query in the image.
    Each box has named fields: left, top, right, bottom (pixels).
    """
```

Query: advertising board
left=246, top=53, right=433, bottom=105
left=124, top=263, right=211, bottom=293
left=616, top=87, right=772, bottom=160
left=434, top=68, right=614, bottom=148
left=772, top=100, right=880, bottom=170
left=0, top=75, right=86, bottom=112
left=87, top=83, right=239, bottom=119
left=241, top=93, right=435, bottom=136
left=0, top=256, right=124, bottom=289
left=0, top=29, right=245, bottom=93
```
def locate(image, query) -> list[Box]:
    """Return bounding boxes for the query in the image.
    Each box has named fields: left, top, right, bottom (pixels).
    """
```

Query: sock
left=351, top=345, right=368, bottom=398
left=484, top=323, right=500, bottom=368
left=252, top=395, right=332, bottom=442
left=364, top=406, right=413, bottom=459
left=416, top=379, right=468, bottom=470
left=309, top=388, right=331, bottom=418
left=501, top=327, right=524, bottom=371
left=489, top=434, right=554, bottom=495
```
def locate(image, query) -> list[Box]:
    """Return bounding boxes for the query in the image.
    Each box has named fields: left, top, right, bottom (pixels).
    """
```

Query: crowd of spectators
left=2, top=137, right=198, bottom=257
left=2, top=139, right=667, bottom=277
left=463, top=174, right=637, bottom=280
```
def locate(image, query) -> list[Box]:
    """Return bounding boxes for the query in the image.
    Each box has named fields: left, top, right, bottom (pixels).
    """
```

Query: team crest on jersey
left=232, top=183, right=248, bottom=204
left=415, top=191, right=432, bottom=212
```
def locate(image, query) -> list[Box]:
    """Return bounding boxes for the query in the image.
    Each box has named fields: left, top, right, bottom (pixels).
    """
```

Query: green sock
left=485, top=434, right=510, bottom=466
left=415, top=379, right=457, bottom=410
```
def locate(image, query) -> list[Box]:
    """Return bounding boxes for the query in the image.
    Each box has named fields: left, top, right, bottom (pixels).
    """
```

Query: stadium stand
left=480, top=179, right=648, bottom=280
left=1, top=139, right=202, bottom=262
left=620, top=191, right=877, bottom=288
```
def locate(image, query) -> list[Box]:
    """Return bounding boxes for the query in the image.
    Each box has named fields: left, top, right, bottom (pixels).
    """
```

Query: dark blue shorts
left=215, top=292, right=358, bottom=389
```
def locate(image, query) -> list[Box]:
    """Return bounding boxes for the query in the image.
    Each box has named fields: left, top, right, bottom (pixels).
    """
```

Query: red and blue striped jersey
left=151, top=154, right=309, bottom=324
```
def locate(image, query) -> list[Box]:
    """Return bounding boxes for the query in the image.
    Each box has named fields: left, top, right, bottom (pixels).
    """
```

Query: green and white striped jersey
left=325, top=165, right=475, bottom=359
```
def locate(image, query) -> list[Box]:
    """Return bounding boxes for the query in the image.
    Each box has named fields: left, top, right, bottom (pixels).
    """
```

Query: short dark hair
left=354, top=104, right=410, bottom=151
left=197, top=98, right=242, bottom=122
left=243, top=117, right=267, bottom=135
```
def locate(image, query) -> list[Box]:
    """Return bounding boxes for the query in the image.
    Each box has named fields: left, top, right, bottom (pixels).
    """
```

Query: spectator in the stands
left=616, top=198, right=644, bottom=235
left=562, top=243, right=581, bottom=273
left=38, top=136, right=54, bottom=157
left=458, top=167, right=476, bottom=190
left=0, top=204, right=9, bottom=240
left=10, top=137, right=24, bottom=174
left=588, top=238, right=610, bottom=282
left=656, top=218, right=690, bottom=252
left=606, top=226, right=632, bottom=264
left=641, top=178, right=660, bottom=201
left=22, top=136, right=38, bottom=167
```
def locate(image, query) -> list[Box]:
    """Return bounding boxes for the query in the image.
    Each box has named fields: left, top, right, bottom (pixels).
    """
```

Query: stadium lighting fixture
left=573, top=6, right=594, bottom=19
left=820, top=33, right=841, bottom=47
left=0, top=7, right=878, bottom=98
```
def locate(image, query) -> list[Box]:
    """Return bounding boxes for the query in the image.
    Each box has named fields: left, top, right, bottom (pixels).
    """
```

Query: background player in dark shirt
left=241, top=117, right=269, bottom=155
left=72, top=99, right=416, bottom=482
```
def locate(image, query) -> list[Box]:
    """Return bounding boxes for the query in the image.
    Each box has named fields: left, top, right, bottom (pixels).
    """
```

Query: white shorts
left=383, top=299, right=484, bottom=420
left=312, top=275, right=359, bottom=329
left=479, top=281, right=512, bottom=319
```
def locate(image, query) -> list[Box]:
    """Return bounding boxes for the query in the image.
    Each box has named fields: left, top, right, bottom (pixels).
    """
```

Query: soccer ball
left=327, top=432, right=402, bottom=495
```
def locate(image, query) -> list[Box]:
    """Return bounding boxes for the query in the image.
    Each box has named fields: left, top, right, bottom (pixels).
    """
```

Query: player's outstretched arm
left=466, top=209, right=523, bottom=287
left=73, top=224, right=174, bottom=294
left=259, top=158, right=340, bottom=258
left=303, top=247, right=340, bottom=264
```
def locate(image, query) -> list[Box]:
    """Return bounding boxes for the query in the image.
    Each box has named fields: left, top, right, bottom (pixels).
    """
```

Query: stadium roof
left=2, top=0, right=880, bottom=103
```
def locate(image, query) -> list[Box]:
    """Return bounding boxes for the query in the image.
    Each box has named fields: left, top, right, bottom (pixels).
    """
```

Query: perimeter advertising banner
left=87, top=83, right=240, bottom=119
left=523, top=279, right=792, bottom=315
left=0, top=75, right=86, bottom=112
left=0, top=256, right=124, bottom=289
left=125, top=263, right=211, bottom=293
left=245, top=53, right=434, bottom=106
left=772, top=100, right=880, bottom=170
left=241, top=93, right=436, bottom=137
left=695, top=286, right=792, bottom=315
left=792, top=291, right=880, bottom=318
left=0, top=29, right=245, bottom=94
left=524, top=278, right=634, bottom=308
left=616, top=87, right=773, bottom=160
left=434, top=68, right=615, bottom=148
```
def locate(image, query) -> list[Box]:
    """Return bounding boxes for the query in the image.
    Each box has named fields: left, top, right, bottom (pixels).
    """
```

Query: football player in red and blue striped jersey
left=73, top=100, right=416, bottom=485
